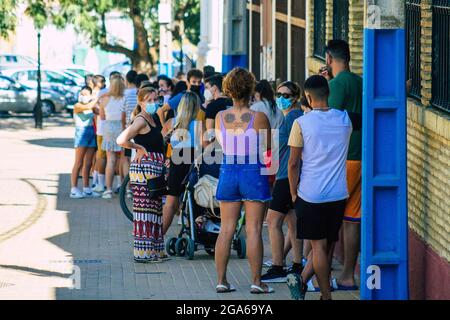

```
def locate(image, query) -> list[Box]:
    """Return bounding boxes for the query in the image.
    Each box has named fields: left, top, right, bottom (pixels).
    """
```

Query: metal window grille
left=432, top=0, right=450, bottom=112
left=333, top=0, right=349, bottom=42
left=314, top=0, right=327, bottom=60
left=406, top=0, right=422, bottom=99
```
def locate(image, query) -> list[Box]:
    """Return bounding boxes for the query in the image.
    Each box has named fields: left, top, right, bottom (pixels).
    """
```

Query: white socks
left=93, top=171, right=98, bottom=185
left=98, top=174, right=105, bottom=187
left=114, top=176, right=122, bottom=189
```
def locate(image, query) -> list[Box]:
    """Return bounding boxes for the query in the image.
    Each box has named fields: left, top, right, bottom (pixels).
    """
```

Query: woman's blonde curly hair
left=223, top=67, right=256, bottom=104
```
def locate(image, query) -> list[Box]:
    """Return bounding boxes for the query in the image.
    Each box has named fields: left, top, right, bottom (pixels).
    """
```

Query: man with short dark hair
left=157, top=68, right=205, bottom=125
left=323, top=39, right=363, bottom=291
left=286, top=75, right=361, bottom=300
left=204, top=74, right=232, bottom=132
left=203, top=65, right=216, bottom=80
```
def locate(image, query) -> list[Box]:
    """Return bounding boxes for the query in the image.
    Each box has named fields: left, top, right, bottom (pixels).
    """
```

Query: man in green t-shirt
left=321, top=40, right=362, bottom=291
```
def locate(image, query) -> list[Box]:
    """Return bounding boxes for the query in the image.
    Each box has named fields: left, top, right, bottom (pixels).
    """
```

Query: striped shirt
left=122, top=88, right=138, bottom=125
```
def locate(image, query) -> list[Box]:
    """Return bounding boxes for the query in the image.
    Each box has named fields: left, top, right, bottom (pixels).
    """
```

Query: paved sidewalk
left=0, top=115, right=359, bottom=300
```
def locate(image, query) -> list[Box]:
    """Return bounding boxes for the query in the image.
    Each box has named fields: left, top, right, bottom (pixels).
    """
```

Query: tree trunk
left=128, top=0, right=153, bottom=73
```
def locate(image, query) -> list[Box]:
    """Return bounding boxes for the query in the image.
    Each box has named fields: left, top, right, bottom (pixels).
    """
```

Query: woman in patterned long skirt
left=117, top=87, right=166, bottom=263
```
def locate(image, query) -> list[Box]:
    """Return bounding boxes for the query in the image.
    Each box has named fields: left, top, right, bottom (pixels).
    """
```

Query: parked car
left=102, top=60, right=131, bottom=77
left=44, top=64, right=94, bottom=79
left=0, top=75, right=67, bottom=116
left=0, top=54, right=37, bottom=71
left=1, top=67, right=82, bottom=107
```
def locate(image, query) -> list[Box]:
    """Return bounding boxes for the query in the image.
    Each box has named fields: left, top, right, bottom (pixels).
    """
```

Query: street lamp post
left=34, top=31, right=43, bottom=129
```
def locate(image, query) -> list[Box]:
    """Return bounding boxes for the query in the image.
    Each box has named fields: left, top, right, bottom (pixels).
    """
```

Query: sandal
left=216, top=284, right=236, bottom=293
left=250, top=284, right=274, bottom=294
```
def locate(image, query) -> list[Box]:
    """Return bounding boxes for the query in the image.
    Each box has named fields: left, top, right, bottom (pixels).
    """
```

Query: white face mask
left=204, top=88, right=213, bottom=102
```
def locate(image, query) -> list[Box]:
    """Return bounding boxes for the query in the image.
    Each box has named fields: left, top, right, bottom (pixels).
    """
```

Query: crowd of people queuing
left=69, top=39, right=362, bottom=300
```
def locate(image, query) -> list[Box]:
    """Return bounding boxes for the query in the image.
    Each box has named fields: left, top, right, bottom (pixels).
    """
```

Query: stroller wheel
left=175, top=238, right=188, bottom=257
left=166, top=237, right=178, bottom=256
left=186, top=238, right=195, bottom=260
left=235, top=235, right=246, bottom=259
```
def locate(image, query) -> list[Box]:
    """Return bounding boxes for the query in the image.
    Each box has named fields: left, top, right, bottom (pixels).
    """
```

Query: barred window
left=333, top=0, right=349, bottom=42
left=432, top=0, right=450, bottom=112
left=406, top=0, right=422, bottom=99
left=314, top=0, right=327, bottom=60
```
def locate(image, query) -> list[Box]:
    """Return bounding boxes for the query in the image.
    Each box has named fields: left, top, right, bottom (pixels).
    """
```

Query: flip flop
left=307, top=280, right=321, bottom=292
left=216, top=284, right=236, bottom=293
left=250, top=284, right=274, bottom=294
left=331, top=278, right=359, bottom=291
left=307, top=278, right=336, bottom=292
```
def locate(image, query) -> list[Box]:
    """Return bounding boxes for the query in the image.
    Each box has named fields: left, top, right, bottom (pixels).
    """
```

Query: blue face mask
left=146, top=103, right=158, bottom=114
left=276, top=96, right=293, bottom=111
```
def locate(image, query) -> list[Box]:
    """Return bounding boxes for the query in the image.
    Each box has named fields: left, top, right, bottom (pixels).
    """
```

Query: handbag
left=137, top=165, right=168, bottom=199
left=194, top=175, right=220, bottom=216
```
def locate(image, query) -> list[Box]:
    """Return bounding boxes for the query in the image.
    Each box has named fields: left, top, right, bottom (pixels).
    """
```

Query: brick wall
left=407, top=101, right=450, bottom=262
left=306, top=0, right=364, bottom=76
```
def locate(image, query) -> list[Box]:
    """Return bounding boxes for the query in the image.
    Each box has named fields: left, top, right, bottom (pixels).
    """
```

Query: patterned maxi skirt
left=129, top=152, right=166, bottom=262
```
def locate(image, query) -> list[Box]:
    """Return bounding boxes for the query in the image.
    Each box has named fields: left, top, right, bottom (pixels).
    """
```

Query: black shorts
left=269, top=179, right=294, bottom=215
left=124, top=148, right=132, bottom=158
left=167, top=148, right=195, bottom=197
left=295, top=197, right=346, bottom=242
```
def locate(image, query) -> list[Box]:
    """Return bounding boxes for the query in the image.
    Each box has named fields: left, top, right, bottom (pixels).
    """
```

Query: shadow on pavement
left=44, top=173, right=220, bottom=300
left=0, top=114, right=73, bottom=131
left=26, top=138, right=73, bottom=149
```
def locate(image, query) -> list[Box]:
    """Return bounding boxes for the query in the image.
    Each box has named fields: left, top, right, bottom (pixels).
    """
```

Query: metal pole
left=361, top=0, right=408, bottom=300
left=35, top=31, right=43, bottom=129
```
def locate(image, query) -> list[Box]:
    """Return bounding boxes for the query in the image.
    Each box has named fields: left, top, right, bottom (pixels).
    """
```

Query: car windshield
left=46, top=71, right=70, bottom=84
left=68, top=69, right=89, bottom=77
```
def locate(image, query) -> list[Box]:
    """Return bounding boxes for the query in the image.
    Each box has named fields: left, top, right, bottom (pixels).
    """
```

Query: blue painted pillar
left=222, top=0, right=248, bottom=72
left=361, top=0, right=409, bottom=300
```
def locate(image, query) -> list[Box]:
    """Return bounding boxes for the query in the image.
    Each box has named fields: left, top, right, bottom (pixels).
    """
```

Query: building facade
left=306, top=0, right=450, bottom=300
left=247, top=0, right=307, bottom=85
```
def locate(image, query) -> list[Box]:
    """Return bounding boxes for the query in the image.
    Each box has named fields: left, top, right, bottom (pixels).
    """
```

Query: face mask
left=276, top=96, right=293, bottom=111
left=204, top=89, right=213, bottom=102
left=190, top=85, right=201, bottom=95
left=79, top=96, right=91, bottom=104
left=146, top=103, right=158, bottom=114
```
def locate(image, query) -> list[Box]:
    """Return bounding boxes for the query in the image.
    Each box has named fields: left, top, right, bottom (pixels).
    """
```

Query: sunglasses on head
left=276, top=92, right=293, bottom=99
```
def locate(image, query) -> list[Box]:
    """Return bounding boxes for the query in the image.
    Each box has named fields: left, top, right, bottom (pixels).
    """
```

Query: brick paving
left=0, top=114, right=359, bottom=300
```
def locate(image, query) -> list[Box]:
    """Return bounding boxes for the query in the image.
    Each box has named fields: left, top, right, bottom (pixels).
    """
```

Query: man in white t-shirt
left=286, top=75, right=361, bottom=301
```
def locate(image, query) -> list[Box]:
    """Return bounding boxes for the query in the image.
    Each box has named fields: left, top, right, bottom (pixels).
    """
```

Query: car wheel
left=40, top=100, right=55, bottom=118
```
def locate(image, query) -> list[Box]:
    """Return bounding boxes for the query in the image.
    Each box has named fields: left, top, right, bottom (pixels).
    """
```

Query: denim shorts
left=216, top=163, right=272, bottom=203
left=74, top=126, right=96, bottom=148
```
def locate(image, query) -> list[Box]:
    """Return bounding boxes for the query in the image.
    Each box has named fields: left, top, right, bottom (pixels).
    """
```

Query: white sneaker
left=93, top=184, right=105, bottom=193
left=102, top=190, right=113, bottom=199
left=83, top=188, right=101, bottom=198
left=70, top=188, right=84, bottom=199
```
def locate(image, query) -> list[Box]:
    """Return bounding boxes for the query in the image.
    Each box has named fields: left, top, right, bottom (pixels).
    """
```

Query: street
left=0, top=114, right=359, bottom=300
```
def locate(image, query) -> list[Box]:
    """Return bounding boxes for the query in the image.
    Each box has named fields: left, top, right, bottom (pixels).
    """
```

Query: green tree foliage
left=0, top=0, right=18, bottom=38
left=1, top=0, right=201, bottom=72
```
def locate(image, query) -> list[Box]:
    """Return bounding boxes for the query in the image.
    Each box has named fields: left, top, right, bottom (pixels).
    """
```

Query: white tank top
left=105, top=97, right=124, bottom=121
left=296, top=109, right=353, bottom=203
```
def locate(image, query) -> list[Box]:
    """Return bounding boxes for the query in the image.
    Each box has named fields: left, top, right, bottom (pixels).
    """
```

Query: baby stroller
left=165, top=159, right=246, bottom=260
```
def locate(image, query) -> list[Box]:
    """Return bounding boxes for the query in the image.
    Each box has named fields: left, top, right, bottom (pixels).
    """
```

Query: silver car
left=0, top=75, right=67, bottom=116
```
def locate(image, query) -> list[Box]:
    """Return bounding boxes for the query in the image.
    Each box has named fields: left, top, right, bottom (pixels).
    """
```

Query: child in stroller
left=165, top=161, right=246, bottom=260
